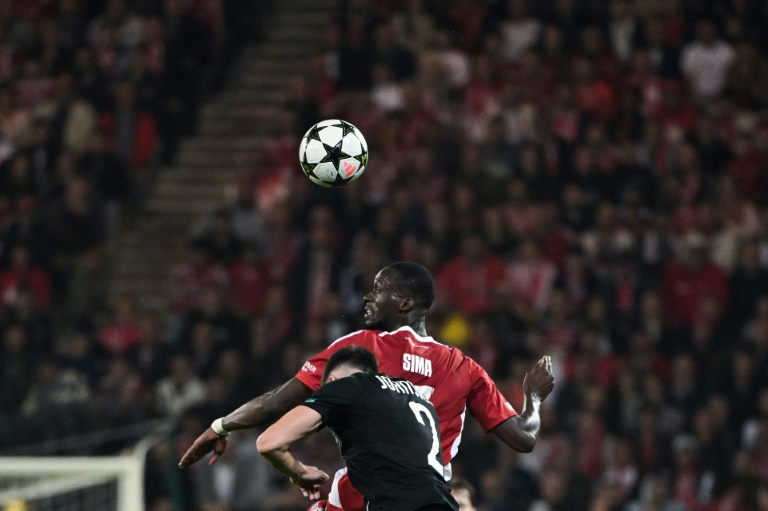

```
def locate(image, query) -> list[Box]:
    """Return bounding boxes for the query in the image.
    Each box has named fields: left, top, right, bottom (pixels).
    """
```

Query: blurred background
left=1, top=0, right=768, bottom=510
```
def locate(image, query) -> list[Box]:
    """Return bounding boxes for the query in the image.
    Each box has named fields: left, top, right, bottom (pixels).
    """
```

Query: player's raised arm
left=178, top=377, right=312, bottom=468
left=491, top=356, right=554, bottom=452
left=257, top=405, right=330, bottom=500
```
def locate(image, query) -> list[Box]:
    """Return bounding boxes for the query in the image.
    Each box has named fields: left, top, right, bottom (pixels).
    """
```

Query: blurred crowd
left=0, top=0, right=265, bottom=496
left=5, top=0, right=768, bottom=510
left=0, top=0, right=263, bottom=328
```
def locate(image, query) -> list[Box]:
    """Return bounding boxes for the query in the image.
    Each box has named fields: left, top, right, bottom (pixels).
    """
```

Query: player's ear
left=399, top=296, right=415, bottom=313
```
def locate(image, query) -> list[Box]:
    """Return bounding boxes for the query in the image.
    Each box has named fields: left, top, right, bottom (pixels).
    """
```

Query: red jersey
left=295, top=326, right=517, bottom=475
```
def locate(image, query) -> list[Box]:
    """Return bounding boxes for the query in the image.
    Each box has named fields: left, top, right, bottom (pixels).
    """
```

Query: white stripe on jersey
left=328, top=467, right=348, bottom=508
left=450, top=406, right=467, bottom=458
left=379, top=325, right=445, bottom=346
left=441, top=406, right=467, bottom=481
left=326, top=330, right=366, bottom=349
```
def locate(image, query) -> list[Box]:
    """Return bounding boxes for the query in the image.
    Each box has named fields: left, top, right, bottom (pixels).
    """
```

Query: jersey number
left=408, top=402, right=443, bottom=475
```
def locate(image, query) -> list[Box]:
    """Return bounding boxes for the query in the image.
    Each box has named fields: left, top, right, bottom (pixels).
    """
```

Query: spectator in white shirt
left=156, top=353, right=206, bottom=417
left=681, top=20, right=735, bottom=99
left=608, top=0, right=638, bottom=62
left=501, top=0, right=542, bottom=64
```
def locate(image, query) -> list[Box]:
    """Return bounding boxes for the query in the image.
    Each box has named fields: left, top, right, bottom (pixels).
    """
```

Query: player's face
left=363, top=269, right=405, bottom=330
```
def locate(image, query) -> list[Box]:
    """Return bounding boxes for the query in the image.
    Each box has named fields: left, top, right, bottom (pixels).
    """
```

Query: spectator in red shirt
left=652, top=81, right=698, bottom=142
left=228, top=246, right=273, bottom=316
left=506, top=239, right=558, bottom=315
left=572, top=56, right=617, bottom=121
left=727, top=133, right=766, bottom=203
left=170, top=242, right=229, bottom=314
left=662, top=231, right=729, bottom=328
left=98, top=80, right=158, bottom=169
left=0, top=244, right=51, bottom=308
left=565, top=328, right=617, bottom=389
left=436, top=232, right=505, bottom=316
left=100, top=295, right=142, bottom=355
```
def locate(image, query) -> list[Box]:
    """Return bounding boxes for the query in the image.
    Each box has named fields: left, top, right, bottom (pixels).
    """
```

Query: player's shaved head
left=322, top=346, right=379, bottom=383
left=384, top=262, right=435, bottom=310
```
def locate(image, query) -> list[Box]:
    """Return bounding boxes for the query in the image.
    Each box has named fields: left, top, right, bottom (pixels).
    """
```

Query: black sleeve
left=301, top=377, right=363, bottom=429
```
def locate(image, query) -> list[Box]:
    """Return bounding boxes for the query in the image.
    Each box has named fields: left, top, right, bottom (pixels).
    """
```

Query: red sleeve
left=30, top=269, right=51, bottom=307
left=295, top=330, right=377, bottom=391
left=98, top=112, right=116, bottom=147
left=466, top=357, right=517, bottom=432
left=488, top=256, right=505, bottom=283
left=130, top=113, right=157, bottom=168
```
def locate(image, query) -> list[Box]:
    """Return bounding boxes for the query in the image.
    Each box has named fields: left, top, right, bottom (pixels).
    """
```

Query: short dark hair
left=385, top=262, right=435, bottom=310
left=449, top=478, right=475, bottom=503
left=322, top=346, right=379, bottom=383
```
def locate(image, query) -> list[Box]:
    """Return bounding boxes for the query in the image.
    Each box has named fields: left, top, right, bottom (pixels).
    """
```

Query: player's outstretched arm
left=257, top=406, right=331, bottom=500
left=178, top=377, right=312, bottom=468
left=491, top=356, right=554, bottom=453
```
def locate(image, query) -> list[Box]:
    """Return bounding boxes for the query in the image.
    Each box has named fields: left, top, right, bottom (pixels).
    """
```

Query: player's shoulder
left=379, top=326, right=452, bottom=351
left=326, top=329, right=380, bottom=349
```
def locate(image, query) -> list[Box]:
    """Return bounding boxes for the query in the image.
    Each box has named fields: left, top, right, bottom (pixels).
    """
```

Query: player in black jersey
left=257, top=346, right=459, bottom=511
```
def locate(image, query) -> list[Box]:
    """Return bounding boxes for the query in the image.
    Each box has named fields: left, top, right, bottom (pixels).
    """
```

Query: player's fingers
left=178, top=451, right=194, bottom=468
left=209, top=453, right=221, bottom=466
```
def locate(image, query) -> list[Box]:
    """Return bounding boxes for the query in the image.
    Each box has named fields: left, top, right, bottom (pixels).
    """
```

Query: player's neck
left=402, top=318, right=427, bottom=337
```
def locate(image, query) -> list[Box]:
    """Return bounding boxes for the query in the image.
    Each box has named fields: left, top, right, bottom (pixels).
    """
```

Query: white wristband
left=211, top=418, right=230, bottom=437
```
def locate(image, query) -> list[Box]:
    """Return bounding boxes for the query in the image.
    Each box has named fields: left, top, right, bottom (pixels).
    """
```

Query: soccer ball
left=299, top=119, right=368, bottom=188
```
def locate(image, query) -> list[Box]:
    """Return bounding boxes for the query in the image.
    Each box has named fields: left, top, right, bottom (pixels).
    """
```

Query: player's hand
left=178, top=427, right=229, bottom=469
left=523, top=356, right=554, bottom=401
left=291, top=466, right=330, bottom=500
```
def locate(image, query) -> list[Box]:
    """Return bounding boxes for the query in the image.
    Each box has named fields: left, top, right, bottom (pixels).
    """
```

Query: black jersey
left=302, top=373, right=459, bottom=511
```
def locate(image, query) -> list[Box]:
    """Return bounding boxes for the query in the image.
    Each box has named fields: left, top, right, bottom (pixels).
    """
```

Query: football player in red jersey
left=179, top=262, right=555, bottom=511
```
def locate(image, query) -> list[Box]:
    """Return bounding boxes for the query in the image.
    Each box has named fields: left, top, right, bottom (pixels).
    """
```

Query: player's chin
left=364, top=316, right=386, bottom=330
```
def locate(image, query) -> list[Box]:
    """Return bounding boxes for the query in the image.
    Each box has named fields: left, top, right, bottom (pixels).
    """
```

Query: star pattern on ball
left=300, top=161, right=314, bottom=177
left=335, top=120, right=357, bottom=137
left=305, top=124, right=323, bottom=142
left=300, top=152, right=315, bottom=177
left=320, top=138, right=345, bottom=170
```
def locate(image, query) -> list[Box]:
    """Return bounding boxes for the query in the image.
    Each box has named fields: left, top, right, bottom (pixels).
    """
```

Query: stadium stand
left=3, top=0, right=768, bottom=510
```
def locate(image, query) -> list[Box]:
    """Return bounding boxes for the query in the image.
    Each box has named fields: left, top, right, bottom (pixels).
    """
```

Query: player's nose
left=363, top=291, right=373, bottom=302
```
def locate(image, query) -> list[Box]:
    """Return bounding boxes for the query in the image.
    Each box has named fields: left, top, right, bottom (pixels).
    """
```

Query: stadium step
left=144, top=197, right=224, bottom=214
left=153, top=181, right=231, bottom=200
left=106, top=1, right=329, bottom=309
left=199, top=117, right=264, bottom=135
left=239, top=61, right=307, bottom=75
left=177, top=147, right=257, bottom=166
left=239, top=73, right=301, bottom=89
left=200, top=104, right=278, bottom=123
left=162, top=167, right=252, bottom=182
left=179, top=135, right=263, bottom=152
left=256, top=42, right=316, bottom=60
